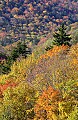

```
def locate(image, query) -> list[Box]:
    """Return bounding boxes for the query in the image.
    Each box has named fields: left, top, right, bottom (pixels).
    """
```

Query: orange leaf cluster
left=34, top=86, right=61, bottom=119
left=40, top=45, right=68, bottom=59
left=0, top=81, right=17, bottom=98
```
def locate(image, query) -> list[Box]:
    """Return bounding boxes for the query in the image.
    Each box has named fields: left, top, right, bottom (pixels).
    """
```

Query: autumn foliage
left=34, top=86, right=61, bottom=120
left=0, top=43, right=78, bottom=120
left=40, top=45, right=68, bottom=59
left=0, top=0, right=78, bottom=46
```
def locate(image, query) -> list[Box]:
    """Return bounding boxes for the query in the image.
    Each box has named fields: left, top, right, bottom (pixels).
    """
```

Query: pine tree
left=17, top=42, right=31, bottom=58
left=53, top=23, right=71, bottom=46
left=11, top=42, right=31, bottom=60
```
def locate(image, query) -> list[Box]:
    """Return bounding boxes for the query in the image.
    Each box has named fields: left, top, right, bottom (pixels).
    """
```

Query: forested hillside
left=0, top=0, right=78, bottom=46
left=0, top=0, right=78, bottom=120
left=0, top=43, right=78, bottom=120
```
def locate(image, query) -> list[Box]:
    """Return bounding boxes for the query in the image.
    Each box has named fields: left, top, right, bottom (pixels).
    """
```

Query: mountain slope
left=0, top=0, right=78, bottom=46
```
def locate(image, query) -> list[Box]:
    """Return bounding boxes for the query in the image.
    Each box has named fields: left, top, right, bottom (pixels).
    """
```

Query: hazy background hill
left=0, top=0, right=78, bottom=46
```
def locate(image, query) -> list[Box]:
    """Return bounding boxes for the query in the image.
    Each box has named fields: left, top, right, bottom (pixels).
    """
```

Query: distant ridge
left=0, top=0, right=78, bottom=46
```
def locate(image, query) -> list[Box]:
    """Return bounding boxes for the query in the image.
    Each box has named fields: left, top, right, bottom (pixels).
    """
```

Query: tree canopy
left=53, top=23, right=71, bottom=46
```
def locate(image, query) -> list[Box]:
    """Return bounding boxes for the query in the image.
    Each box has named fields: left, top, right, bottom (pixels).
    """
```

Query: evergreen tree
left=17, top=42, right=31, bottom=58
left=11, top=42, right=31, bottom=60
left=53, top=23, right=71, bottom=46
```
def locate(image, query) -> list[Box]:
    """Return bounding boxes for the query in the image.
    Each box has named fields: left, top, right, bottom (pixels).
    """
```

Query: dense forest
left=0, top=0, right=78, bottom=46
left=0, top=41, right=78, bottom=120
left=0, top=24, right=78, bottom=120
left=0, top=0, right=78, bottom=120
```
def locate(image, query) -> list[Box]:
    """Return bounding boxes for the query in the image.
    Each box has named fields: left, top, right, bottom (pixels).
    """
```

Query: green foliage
left=0, top=52, right=10, bottom=74
left=71, top=29, right=78, bottom=44
left=0, top=42, right=31, bottom=74
left=67, top=106, right=78, bottom=120
left=45, top=45, right=53, bottom=51
left=53, top=23, right=71, bottom=46
left=0, top=82, right=37, bottom=120
left=11, top=42, right=31, bottom=60
left=0, top=64, right=11, bottom=74
left=0, top=53, right=7, bottom=59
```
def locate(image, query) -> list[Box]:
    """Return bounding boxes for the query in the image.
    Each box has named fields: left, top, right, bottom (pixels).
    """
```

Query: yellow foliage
left=0, top=43, right=78, bottom=120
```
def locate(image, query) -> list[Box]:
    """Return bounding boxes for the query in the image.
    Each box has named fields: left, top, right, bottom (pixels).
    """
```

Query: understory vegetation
left=0, top=37, right=78, bottom=119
